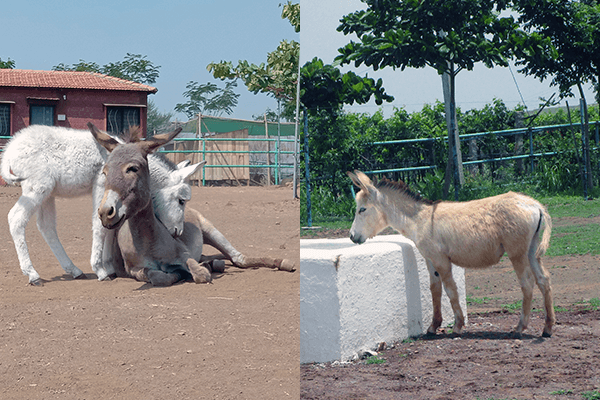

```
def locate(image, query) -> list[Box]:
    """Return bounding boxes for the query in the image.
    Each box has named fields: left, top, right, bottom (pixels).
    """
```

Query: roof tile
left=0, top=69, right=157, bottom=93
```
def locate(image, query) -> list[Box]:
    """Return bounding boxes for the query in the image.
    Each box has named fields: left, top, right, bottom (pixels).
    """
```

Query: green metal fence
left=1, top=135, right=297, bottom=187
left=303, top=118, right=600, bottom=226
left=159, top=136, right=296, bottom=186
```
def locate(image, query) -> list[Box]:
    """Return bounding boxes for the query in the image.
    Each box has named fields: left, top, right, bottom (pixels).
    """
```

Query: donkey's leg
left=510, top=255, right=535, bottom=336
left=426, top=260, right=444, bottom=335
left=196, top=213, right=245, bottom=266
left=8, top=192, right=44, bottom=284
left=102, top=229, right=126, bottom=278
left=90, top=178, right=113, bottom=281
left=147, top=269, right=184, bottom=287
left=529, top=253, right=555, bottom=337
left=194, top=211, right=295, bottom=271
left=435, top=260, right=465, bottom=334
left=186, top=258, right=212, bottom=284
left=36, top=196, right=85, bottom=279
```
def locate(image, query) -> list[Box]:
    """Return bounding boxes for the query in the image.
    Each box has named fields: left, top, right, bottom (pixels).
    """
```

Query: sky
left=301, top=0, right=597, bottom=116
left=1, top=0, right=298, bottom=121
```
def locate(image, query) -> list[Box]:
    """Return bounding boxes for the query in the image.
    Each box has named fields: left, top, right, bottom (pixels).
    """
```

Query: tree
left=207, top=1, right=299, bottom=120
left=253, top=108, right=279, bottom=122
left=300, top=57, right=394, bottom=220
left=174, top=81, right=240, bottom=119
left=53, top=53, right=160, bottom=85
left=300, top=57, right=394, bottom=112
left=512, top=0, right=600, bottom=193
left=335, top=0, right=546, bottom=198
left=147, top=100, right=174, bottom=136
left=0, top=57, right=15, bottom=69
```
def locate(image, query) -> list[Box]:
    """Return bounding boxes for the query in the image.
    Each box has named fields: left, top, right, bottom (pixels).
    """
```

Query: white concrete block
left=300, top=234, right=467, bottom=363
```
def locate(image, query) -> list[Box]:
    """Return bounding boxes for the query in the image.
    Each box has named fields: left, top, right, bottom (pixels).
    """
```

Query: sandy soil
left=300, top=229, right=600, bottom=399
left=0, top=184, right=299, bottom=400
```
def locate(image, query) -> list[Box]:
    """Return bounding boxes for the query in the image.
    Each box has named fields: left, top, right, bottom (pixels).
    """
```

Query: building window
left=107, top=107, right=140, bottom=136
left=30, top=105, right=55, bottom=126
left=0, top=104, right=10, bottom=136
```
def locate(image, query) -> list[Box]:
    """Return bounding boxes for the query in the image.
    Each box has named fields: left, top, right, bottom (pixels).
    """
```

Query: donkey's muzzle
left=98, top=189, right=127, bottom=230
left=350, top=232, right=365, bottom=245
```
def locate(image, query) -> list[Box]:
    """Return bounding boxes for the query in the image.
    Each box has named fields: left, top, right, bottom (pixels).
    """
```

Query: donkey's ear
left=140, top=127, right=183, bottom=156
left=174, top=160, right=207, bottom=181
left=88, top=122, right=119, bottom=152
left=347, top=170, right=373, bottom=191
left=177, top=160, right=192, bottom=169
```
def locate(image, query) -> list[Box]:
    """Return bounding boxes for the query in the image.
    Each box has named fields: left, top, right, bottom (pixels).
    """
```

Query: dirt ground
left=0, top=184, right=300, bottom=400
left=300, top=229, right=600, bottom=400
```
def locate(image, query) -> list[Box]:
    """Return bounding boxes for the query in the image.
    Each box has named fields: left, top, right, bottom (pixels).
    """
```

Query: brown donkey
left=90, top=124, right=294, bottom=286
left=347, top=171, right=555, bottom=338
left=90, top=125, right=211, bottom=285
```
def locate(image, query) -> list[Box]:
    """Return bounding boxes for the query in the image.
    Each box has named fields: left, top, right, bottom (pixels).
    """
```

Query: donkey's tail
left=535, top=206, right=552, bottom=258
left=0, top=153, right=24, bottom=185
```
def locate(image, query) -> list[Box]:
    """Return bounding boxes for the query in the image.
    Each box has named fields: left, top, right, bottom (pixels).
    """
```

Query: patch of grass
left=589, top=297, right=600, bottom=310
left=575, top=297, right=600, bottom=311
left=546, top=223, right=600, bottom=256
left=475, top=397, right=519, bottom=400
left=542, top=195, right=600, bottom=219
left=550, top=389, right=574, bottom=395
left=502, top=300, right=522, bottom=313
left=365, top=355, right=386, bottom=365
left=553, top=305, right=569, bottom=313
left=467, top=295, right=497, bottom=305
left=582, top=391, right=600, bottom=400
left=300, top=220, right=351, bottom=237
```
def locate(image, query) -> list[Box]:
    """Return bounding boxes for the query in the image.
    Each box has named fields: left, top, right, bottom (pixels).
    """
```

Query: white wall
left=300, top=234, right=467, bottom=363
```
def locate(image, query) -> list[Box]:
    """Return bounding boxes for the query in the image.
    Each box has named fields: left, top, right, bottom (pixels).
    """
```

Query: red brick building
left=0, top=69, right=157, bottom=137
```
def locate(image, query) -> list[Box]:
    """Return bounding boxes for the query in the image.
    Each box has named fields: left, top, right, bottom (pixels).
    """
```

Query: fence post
left=580, top=99, right=589, bottom=200
left=198, top=113, right=207, bottom=187
left=276, top=97, right=282, bottom=185
left=596, top=122, right=599, bottom=186
left=303, top=107, right=312, bottom=227
left=264, top=114, right=271, bottom=185
left=514, top=112, right=524, bottom=176
left=528, top=127, right=534, bottom=174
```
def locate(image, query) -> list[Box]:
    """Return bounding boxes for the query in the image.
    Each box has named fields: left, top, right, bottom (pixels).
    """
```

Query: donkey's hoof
left=29, top=278, right=44, bottom=287
left=542, top=330, right=552, bottom=338
left=211, top=260, right=226, bottom=273
left=193, top=267, right=212, bottom=284
left=148, top=270, right=179, bottom=287
left=278, top=259, right=296, bottom=272
left=512, top=331, right=523, bottom=339
left=98, top=274, right=116, bottom=281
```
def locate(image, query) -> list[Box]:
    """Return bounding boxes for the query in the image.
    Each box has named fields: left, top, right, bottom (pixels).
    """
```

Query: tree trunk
left=441, top=67, right=464, bottom=200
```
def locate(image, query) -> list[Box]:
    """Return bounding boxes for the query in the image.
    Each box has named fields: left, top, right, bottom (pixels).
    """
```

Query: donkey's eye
left=358, top=207, right=367, bottom=214
left=126, top=165, right=139, bottom=174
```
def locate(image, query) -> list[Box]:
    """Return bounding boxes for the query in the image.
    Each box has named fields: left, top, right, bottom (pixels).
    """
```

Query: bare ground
left=300, top=228, right=600, bottom=400
left=0, top=185, right=300, bottom=400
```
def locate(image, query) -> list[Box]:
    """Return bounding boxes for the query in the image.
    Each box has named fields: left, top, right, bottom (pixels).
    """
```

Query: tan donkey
left=347, top=171, right=555, bottom=338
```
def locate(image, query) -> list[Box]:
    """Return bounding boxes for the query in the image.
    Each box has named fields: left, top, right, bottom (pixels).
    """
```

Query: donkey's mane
left=374, top=177, right=434, bottom=205
left=121, top=126, right=142, bottom=143
left=152, top=151, right=178, bottom=171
